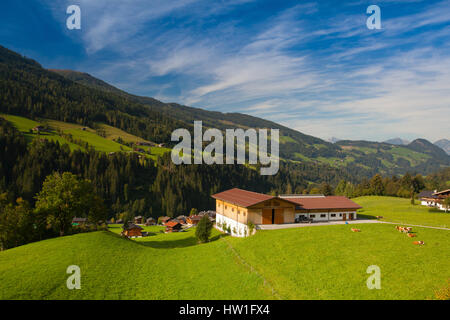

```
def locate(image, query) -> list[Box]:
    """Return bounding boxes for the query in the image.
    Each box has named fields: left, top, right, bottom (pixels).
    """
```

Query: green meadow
left=354, top=196, right=450, bottom=228
left=0, top=114, right=173, bottom=159
left=0, top=197, right=449, bottom=300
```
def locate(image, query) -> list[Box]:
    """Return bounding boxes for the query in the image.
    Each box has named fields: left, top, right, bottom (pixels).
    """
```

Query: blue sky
left=1, top=0, right=449, bottom=142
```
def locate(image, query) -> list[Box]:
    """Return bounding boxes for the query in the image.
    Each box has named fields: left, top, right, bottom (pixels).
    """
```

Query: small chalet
left=116, top=219, right=123, bottom=224
left=159, top=216, right=172, bottom=224
left=165, top=221, right=182, bottom=233
left=176, top=215, right=188, bottom=224
left=134, top=216, right=143, bottom=224
left=145, top=217, right=156, bottom=226
left=72, top=217, right=87, bottom=226
left=186, top=215, right=202, bottom=225
left=420, top=189, right=450, bottom=211
left=199, top=210, right=216, bottom=221
left=121, top=223, right=143, bottom=237
left=32, top=125, right=44, bottom=133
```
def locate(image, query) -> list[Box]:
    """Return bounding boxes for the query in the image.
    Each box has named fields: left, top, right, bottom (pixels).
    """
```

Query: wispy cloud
left=41, top=0, right=450, bottom=142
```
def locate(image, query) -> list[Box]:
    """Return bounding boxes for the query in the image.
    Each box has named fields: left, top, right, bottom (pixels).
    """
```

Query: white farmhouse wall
left=295, top=211, right=357, bottom=222
left=215, top=213, right=249, bottom=237
left=421, top=200, right=448, bottom=211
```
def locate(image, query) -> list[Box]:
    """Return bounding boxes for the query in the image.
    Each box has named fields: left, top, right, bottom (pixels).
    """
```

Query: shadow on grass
left=428, top=208, right=447, bottom=213
left=356, top=214, right=378, bottom=220
left=136, top=233, right=228, bottom=249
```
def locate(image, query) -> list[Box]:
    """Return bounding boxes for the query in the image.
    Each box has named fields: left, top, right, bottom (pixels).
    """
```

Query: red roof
left=165, top=221, right=181, bottom=228
left=285, top=196, right=362, bottom=210
left=212, top=188, right=275, bottom=208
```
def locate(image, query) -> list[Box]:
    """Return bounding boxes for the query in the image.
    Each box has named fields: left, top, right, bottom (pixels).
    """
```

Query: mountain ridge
left=0, top=45, right=448, bottom=177
left=434, top=139, right=450, bottom=155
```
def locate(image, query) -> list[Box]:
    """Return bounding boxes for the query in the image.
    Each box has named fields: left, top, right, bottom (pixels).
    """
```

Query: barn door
left=262, top=209, right=272, bottom=224
left=274, top=208, right=284, bottom=224
left=343, top=213, right=346, bottom=221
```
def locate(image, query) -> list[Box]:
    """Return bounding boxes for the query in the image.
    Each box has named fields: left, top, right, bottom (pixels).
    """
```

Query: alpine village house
left=419, top=189, right=450, bottom=211
left=212, top=188, right=362, bottom=237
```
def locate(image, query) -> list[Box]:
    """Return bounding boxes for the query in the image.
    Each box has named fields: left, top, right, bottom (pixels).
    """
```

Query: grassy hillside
left=1, top=197, right=449, bottom=300
left=0, top=114, right=83, bottom=151
left=1, top=114, right=171, bottom=160
left=354, top=196, right=450, bottom=228
left=0, top=229, right=269, bottom=300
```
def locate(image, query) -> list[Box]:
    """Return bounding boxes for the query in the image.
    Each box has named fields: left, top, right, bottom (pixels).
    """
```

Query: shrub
left=247, top=221, right=255, bottom=235
left=195, top=215, right=213, bottom=243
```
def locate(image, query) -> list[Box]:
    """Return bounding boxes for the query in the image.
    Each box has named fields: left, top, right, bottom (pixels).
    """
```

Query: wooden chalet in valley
left=134, top=216, right=143, bottom=224
left=121, top=223, right=143, bottom=237
left=212, top=188, right=362, bottom=237
left=176, top=215, right=188, bottom=224
left=145, top=217, right=156, bottom=226
left=165, top=221, right=182, bottom=233
left=159, top=216, right=172, bottom=224
left=186, top=215, right=202, bottom=225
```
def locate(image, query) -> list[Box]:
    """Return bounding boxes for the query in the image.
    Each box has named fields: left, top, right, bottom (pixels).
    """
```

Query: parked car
left=295, top=216, right=313, bottom=223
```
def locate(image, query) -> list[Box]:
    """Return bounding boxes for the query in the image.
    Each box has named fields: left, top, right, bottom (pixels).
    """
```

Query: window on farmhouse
left=231, top=208, right=234, bottom=212
left=310, top=214, right=315, bottom=218
left=321, top=214, right=326, bottom=218
left=331, top=214, right=336, bottom=217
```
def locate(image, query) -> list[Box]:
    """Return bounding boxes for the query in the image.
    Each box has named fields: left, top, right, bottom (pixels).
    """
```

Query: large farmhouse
left=419, top=189, right=450, bottom=211
left=212, top=188, right=362, bottom=237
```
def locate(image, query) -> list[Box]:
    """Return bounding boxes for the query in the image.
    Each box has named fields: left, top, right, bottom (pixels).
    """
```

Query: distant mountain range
left=434, top=139, right=450, bottom=155
left=383, top=137, right=450, bottom=155
left=383, top=138, right=410, bottom=145
left=1, top=44, right=449, bottom=178
left=328, top=137, right=342, bottom=143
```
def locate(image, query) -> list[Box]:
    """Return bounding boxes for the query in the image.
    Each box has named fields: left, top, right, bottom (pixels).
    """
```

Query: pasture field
left=97, top=123, right=152, bottom=145
left=1, top=114, right=83, bottom=151
left=1, top=114, right=174, bottom=158
left=46, top=119, right=132, bottom=153
left=44, top=119, right=171, bottom=159
left=0, top=217, right=448, bottom=300
left=354, top=196, right=450, bottom=228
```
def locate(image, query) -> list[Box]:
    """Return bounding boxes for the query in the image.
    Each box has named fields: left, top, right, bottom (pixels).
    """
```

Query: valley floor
left=0, top=197, right=449, bottom=300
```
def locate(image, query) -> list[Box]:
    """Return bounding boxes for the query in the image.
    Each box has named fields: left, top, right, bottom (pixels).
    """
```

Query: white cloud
left=42, top=0, right=450, bottom=142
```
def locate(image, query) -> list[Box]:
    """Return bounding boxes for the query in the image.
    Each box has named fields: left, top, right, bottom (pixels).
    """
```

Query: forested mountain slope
left=1, top=44, right=449, bottom=179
